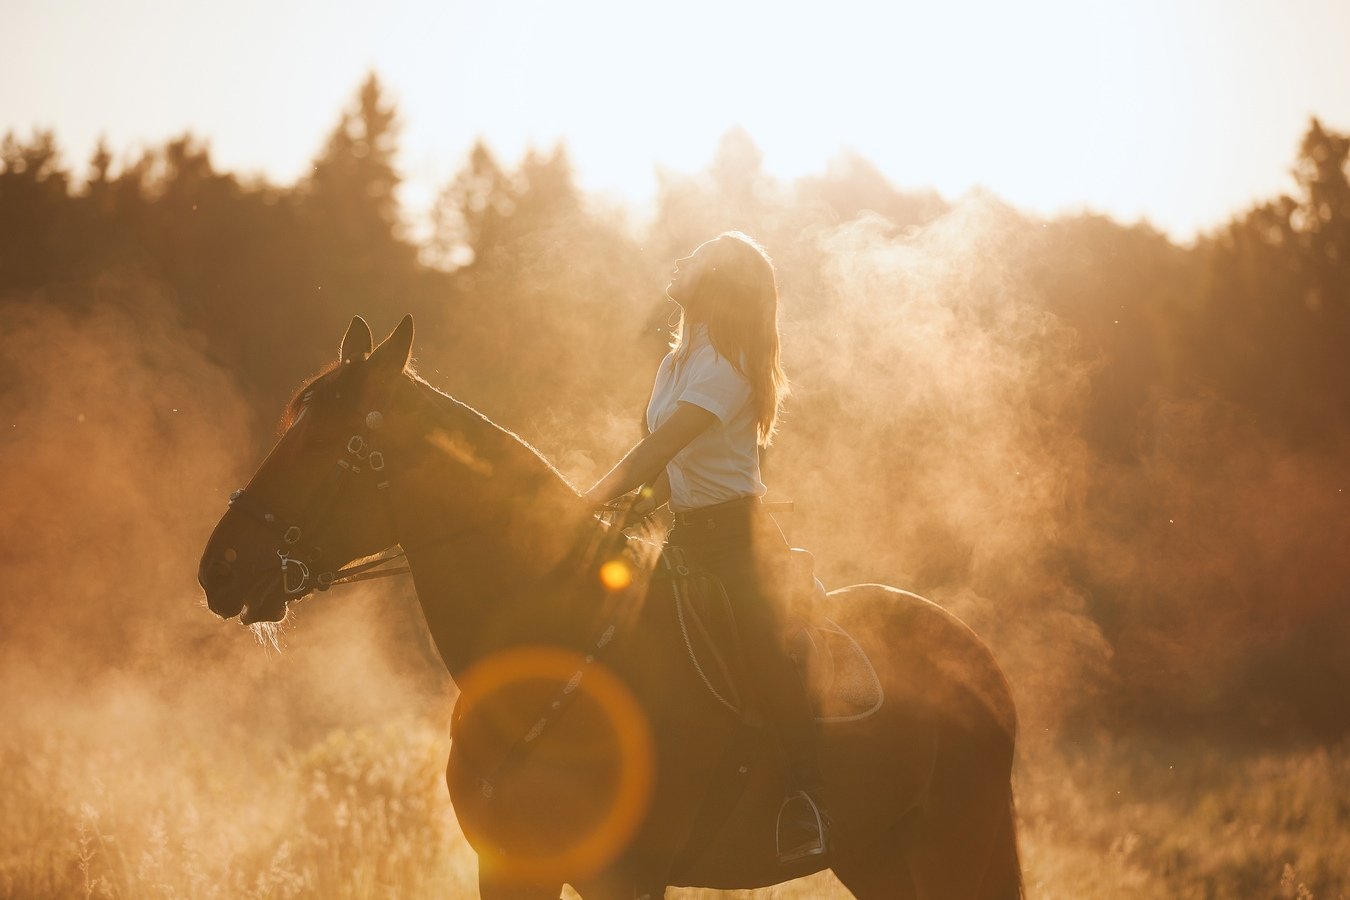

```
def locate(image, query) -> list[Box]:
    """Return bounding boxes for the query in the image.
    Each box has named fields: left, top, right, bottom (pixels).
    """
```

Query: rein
left=469, top=514, right=643, bottom=802
left=324, top=551, right=411, bottom=586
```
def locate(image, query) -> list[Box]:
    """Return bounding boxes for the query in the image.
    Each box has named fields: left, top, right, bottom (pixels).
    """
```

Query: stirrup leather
left=775, top=790, right=829, bottom=863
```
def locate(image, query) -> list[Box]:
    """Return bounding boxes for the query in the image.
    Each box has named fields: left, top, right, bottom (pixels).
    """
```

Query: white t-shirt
left=646, top=325, right=766, bottom=512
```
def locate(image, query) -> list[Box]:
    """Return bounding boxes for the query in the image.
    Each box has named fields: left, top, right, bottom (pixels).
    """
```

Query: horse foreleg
left=568, top=868, right=666, bottom=900
left=476, top=877, right=561, bottom=900
left=830, top=815, right=920, bottom=900
left=475, top=859, right=562, bottom=900
left=899, top=732, right=1022, bottom=900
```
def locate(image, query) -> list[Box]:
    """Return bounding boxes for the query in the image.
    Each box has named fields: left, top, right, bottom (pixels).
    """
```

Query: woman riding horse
left=198, top=311, right=1024, bottom=898
left=584, top=232, right=829, bottom=863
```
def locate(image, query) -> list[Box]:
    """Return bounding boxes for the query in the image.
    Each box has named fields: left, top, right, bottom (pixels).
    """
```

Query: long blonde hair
left=671, top=231, right=789, bottom=447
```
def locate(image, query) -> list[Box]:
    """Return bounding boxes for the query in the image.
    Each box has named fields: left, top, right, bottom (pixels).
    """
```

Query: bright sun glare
left=3, top=0, right=1350, bottom=237
left=367, top=0, right=1344, bottom=237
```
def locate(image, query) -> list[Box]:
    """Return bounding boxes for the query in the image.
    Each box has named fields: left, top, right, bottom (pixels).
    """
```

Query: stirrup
left=775, top=790, right=830, bottom=864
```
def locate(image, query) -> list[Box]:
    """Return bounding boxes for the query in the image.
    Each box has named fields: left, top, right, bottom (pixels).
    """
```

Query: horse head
left=198, top=315, right=416, bottom=624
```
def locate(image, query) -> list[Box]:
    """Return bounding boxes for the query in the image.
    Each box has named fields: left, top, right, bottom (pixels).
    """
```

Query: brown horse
left=198, top=315, right=1023, bottom=900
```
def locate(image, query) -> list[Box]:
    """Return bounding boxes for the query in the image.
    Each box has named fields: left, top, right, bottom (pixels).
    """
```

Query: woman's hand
left=585, top=472, right=669, bottom=520
left=629, top=477, right=666, bottom=516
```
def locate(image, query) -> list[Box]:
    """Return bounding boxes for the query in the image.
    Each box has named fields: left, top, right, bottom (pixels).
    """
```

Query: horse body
left=198, top=316, right=1022, bottom=899
left=668, top=583, right=1016, bottom=894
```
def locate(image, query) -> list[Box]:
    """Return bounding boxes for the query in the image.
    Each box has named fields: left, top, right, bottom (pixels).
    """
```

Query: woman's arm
left=584, top=402, right=716, bottom=506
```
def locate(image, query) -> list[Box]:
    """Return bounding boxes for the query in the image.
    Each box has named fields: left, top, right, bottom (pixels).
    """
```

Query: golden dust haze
left=0, top=282, right=471, bottom=897
left=4, top=64, right=1350, bottom=900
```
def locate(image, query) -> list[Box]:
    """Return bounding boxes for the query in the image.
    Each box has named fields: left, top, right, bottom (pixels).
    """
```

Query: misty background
left=3, top=74, right=1349, bottom=897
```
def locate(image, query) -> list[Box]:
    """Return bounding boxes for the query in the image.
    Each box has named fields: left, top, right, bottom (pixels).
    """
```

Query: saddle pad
left=793, top=617, right=884, bottom=722
left=670, top=573, right=884, bottom=724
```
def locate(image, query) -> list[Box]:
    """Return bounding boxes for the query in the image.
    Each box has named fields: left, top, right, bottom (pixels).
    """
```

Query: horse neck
left=386, top=377, right=595, bottom=677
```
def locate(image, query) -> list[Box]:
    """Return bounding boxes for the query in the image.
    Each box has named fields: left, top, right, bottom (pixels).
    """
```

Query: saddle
left=657, top=547, right=883, bottom=724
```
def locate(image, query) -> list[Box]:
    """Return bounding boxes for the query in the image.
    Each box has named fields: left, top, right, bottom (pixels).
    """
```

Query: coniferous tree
left=1293, top=118, right=1350, bottom=309
left=303, top=72, right=414, bottom=311
left=428, top=140, right=516, bottom=271
left=0, top=130, right=71, bottom=293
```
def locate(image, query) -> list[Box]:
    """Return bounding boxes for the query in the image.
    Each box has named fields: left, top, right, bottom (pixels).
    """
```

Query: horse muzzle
left=199, top=550, right=295, bottom=622
left=199, top=551, right=245, bottom=617
left=239, top=592, right=287, bottom=625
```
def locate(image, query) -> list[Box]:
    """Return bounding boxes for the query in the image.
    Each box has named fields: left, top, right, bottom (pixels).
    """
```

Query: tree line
left=3, top=73, right=1348, bottom=740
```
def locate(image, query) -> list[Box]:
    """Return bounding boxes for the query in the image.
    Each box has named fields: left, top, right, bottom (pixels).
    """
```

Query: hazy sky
left=4, top=0, right=1349, bottom=240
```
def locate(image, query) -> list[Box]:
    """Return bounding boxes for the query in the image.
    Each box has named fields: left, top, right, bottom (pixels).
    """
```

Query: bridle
left=226, top=397, right=413, bottom=600
left=221, top=377, right=654, bottom=800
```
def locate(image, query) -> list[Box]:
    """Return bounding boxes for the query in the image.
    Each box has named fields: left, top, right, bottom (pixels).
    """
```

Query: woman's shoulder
left=680, top=348, right=751, bottom=417
left=686, top=339, right=743, bottom=376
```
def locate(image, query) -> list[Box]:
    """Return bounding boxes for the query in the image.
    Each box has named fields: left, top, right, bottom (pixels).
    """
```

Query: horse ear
left=340, top=316, right=374, bottom=362
left=369, top=314, right=414, bottom=375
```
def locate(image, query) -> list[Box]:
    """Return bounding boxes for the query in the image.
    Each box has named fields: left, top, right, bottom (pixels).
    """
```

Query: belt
left=671, top=496, right=763, bottom=529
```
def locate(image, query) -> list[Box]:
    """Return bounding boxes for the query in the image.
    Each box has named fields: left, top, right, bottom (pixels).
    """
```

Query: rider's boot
left=737, top=586, right=834, bottom=865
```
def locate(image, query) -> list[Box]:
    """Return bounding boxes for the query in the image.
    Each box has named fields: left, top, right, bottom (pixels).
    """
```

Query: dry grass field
left=4, top=701, right=1345, bottom=900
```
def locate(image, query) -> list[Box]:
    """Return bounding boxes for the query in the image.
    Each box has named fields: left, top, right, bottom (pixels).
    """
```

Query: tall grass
left=1017, top=736, right=1350, bottom=900
left=3, top=710, right=1346, bottom=899
left=0, top=719, right=474, bottom=900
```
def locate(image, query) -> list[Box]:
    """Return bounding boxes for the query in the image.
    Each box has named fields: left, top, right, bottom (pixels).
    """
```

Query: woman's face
left=665, top=241, right=716, bottom=309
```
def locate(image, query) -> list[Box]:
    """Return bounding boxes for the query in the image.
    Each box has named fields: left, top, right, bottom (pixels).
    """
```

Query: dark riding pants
left=668, top=499, right=823, bottom=791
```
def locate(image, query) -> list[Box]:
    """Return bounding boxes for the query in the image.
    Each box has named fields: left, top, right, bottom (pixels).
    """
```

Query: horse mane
left=407, top=372, right=582, bottom=494
left=404, top=370, right=667, bottom=636
left=277, top=360, right=343, bottom=434
left=278, top=359, right=435, bottom=436
left=279, top=357, right=568, bottom=473
left=280, top=358, right=667, bottom=643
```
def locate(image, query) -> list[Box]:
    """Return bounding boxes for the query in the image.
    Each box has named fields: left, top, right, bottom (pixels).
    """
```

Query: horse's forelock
left=276, top=361, right=344, bottom=435
left=277, top=359, right=422, bottom=436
